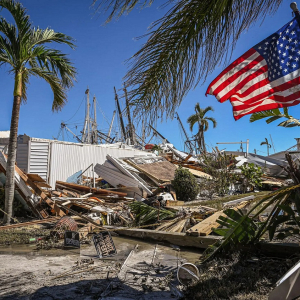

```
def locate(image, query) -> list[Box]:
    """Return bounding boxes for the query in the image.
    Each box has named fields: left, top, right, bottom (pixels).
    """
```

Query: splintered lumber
left=183, top=154, right=192, bottom=163
left=14, top=167, right=65, bottom=218
left=0, top=153, right=64, bottom=218
left=0, top=217, right=60, bottom=230
left=54, top=201, right=104, bottom=229
left=55, top=181, right=127, bottom=197
left=27, top=174, right=52, bottom=189
left=187, top=201, right=250, bottom=236
left=155, top=217, right=189, bottom=233
left=27, top=173, right=46, bottom=183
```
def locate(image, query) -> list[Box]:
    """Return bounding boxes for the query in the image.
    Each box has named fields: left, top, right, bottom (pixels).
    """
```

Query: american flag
left=206, top=17, right=300, bottom=120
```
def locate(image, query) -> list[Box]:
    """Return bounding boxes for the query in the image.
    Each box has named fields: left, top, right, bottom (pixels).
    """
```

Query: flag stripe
left=231, top=68, right=300, bottom=104
left=233, top=100, right=300, bottom=120
left=206, top=17, right=300, bottom=120
left=206, top=48, right=257, bottom=95
left=218, top=65, right=268, bottom=102
left=213, top=54, right=265, bottom=99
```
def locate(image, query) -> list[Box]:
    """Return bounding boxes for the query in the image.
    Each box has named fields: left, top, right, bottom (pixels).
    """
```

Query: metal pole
left=107, top=110, right=116, bottom=142
left=86, top=89, right=90, bottom=144
left=93, top=95, right=97, bottom=144
left=92, top=163, right=95, bottom=188
left=114, top=87, right=126, bottom=142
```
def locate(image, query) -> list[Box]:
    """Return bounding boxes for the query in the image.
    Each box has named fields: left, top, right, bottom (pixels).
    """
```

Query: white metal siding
left=29, top=141, right=49, bottom=181
left=48, top=142, right=150, bottom=188
left=16, top=143, right=28, bottom=172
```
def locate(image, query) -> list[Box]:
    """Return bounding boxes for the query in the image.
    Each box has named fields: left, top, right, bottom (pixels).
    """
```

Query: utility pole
left=114, top=87, right=126, bottom=142
left=124, top=86, right=135, bottom=145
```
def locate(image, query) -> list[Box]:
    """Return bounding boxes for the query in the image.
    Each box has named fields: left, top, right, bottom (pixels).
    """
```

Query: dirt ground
left=0, top=236, right=201, bottom=300
left=184, top=250, right=300, bottom=300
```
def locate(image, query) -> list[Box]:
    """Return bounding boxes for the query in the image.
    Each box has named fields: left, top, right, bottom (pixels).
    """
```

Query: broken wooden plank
left=56, top=181, right=127, bottom=197
left=14, top=167, right=65, bottom=218
left=110, top=227, right=222, bottom=249
left=0, top=217, right=60, bottom=230
left=187, top=201, right=250, bottom=236
left=222, top=195, right=255, bottom=207
left=27, top=173, right=46, bottom=183
left=0, top=153, right=64, bottom=218
left=182, top=154, right=192, bottom=163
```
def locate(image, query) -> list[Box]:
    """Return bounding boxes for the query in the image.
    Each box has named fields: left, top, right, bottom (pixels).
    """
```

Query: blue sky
left=1, top=0, right=300, bottom=155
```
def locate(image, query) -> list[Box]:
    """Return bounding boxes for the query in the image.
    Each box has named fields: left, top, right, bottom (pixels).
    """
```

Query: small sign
left=64, top=231, right=80, bottom=248
left=93, top=231, right=117, bottom=258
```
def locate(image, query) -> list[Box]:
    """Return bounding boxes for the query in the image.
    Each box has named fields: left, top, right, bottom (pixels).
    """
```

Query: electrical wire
left=65, top=96, right=85, bottom=123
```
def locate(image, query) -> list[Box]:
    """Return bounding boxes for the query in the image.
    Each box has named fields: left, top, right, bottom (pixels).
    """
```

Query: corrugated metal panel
left=48, top=142, right=151, bottom=188
left=16, top=143, right=28, bottom=172
left=29, top=141, right=49, bottom=181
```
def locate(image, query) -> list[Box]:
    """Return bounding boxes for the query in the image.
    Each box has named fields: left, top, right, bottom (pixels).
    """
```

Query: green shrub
left=171, top=167, right=199, bottom=201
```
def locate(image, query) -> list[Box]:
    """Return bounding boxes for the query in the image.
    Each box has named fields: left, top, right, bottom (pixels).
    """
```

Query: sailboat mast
left=93, top=95, right=97, bottom=144
left=82, top=88, right=90, bottom=143
left=124, top=86, right=135, bottom=145
left=114, top=87, right=126, bottom=142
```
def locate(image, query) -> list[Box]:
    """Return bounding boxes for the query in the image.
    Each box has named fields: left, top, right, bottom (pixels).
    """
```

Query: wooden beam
left=14, top=166, right=65, bottom=218
left=182, top=154, right=192, bottom=163
left=110, top=227, right=222, bottom=249
left=187, top=201, right=250, bottom=236
left=56, top=181, right=127, bottom=196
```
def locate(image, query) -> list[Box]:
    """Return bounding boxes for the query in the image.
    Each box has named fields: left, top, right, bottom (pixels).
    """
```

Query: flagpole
left=291, top=2, right=299, bottom=15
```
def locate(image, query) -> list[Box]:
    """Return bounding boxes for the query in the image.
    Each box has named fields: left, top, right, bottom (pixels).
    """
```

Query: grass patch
left=185, top=191, right=270, bottom=210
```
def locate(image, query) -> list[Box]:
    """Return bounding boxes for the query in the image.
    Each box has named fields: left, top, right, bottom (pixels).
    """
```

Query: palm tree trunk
left=3, top=73, right=22, bottom=225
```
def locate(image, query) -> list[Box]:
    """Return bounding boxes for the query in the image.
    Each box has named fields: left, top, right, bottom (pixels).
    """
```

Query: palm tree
left=0, top=0, right=76, bottom=224
left=187, top=103, right=216, bottom=153
left=260, top=138, right=272, bottom=156
left=250, top=107, right=300, bottom=127
left=92, top=0, right=283, bottom=123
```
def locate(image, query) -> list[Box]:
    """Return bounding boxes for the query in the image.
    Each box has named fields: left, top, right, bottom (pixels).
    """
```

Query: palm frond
left=29, top=68, right=67, bottom=111
left=278, top=117, right=300, bottom=127
left=31, top=48, right=76, bottom=88
left=129, top=201, right=175, bottom=225
left=187, top=114, right=199, bottom=131
left=0, top=0, right=31, bottom=39
left=250, top=109, right=281, bottom=122
left=0, top=17, right=18, bottom=59
left=202, top=184, right=300, bottom=262
left=202, top=119, right=209, bottom=132
left=120, top=0, right=283, bottom=122
left=92, top=0, right=154, bottom=23
left=205, top=116, right=217, bottom=128
left=0, top=35, right=14, bottom=66
left=29, top=28, right=76, bottom=49
left=203, top=106, right=214, bottom=115
left=265, top=115, right=285, bottom=124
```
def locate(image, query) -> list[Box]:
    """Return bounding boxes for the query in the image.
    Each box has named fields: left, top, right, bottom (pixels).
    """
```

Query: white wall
left=48, top=141, right=149, bottom=188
